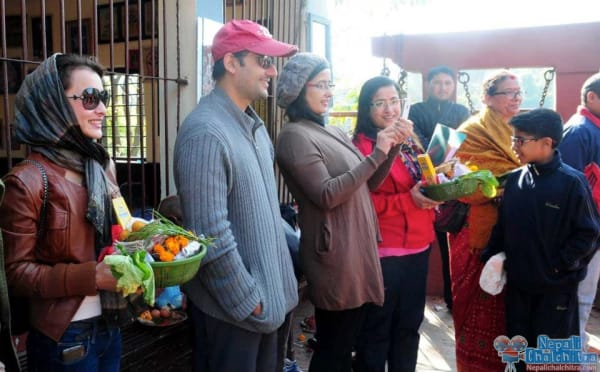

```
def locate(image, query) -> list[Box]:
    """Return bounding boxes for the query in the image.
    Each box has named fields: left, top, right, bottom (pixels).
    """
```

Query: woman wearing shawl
left=450, top=70, right=522, bottom=371
left=352, top=76, right=439, bottom=372
left=0, top=54, right=123, bottom=371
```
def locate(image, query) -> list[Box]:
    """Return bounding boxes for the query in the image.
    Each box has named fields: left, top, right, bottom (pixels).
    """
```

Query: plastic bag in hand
left=479, top=252, right=506, bottom=295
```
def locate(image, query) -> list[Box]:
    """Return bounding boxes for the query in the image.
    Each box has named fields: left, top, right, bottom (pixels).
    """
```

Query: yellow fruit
left=119, top=229, right=131, bottom=241
left=465, top=162, right=479, bottom=171
left=131, top=220, right=147, bottom=232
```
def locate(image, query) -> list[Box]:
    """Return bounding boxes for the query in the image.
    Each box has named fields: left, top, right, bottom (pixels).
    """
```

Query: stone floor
left=289, top=296, right=600, bottom=371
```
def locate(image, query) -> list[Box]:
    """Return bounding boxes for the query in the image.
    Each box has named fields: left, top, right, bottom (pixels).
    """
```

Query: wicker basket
left=423, top=178, right=480, bottom=202
left=150, top=244, right=207, bottom=287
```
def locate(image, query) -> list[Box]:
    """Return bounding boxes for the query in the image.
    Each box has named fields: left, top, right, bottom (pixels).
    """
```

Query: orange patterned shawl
left=456, top=107, right=521, bottom=251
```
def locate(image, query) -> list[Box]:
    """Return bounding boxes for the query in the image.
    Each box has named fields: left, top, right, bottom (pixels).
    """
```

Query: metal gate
left=0, top=0, right=304, bottom=213
left=224, top=0, right=304, bottom=204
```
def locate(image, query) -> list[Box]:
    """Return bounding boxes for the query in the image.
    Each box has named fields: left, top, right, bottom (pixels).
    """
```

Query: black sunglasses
left=256, top=55, right=275, bottom=69
left=67, top=88, right=110, bottom=110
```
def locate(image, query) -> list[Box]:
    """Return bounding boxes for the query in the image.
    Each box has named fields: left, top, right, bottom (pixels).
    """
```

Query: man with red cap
left=174, top=20, right=299, bottom=372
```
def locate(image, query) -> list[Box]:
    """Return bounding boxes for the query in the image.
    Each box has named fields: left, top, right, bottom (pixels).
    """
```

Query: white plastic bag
left=479, top=252, right=506, bottom=295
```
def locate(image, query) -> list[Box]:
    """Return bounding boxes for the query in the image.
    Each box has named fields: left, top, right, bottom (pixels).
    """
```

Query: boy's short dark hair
left=427, top=65, right=455, bottom=82
left=582, top=72, right=600, bottom=105
left=509, top=108, right=563, bottom=148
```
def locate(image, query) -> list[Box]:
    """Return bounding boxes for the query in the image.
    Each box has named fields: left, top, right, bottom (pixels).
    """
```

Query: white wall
left=161, top=0, right=204, bottom=196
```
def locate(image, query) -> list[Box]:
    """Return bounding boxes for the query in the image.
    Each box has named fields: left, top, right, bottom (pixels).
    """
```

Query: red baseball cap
left=211, top=20, right=298, bottom=62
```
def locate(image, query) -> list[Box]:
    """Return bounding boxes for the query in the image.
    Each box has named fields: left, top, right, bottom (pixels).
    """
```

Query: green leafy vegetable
left=126, top=211, right=215, bottom=249
left=104, top=245, right=155, bottom=305
left=459, top=170, right=499, bottom=198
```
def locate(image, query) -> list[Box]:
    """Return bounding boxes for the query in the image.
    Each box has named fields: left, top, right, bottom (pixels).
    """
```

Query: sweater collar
left=578, top=105, right=600, bottom=128
left=213, top=87, right=264, bottom=135
left=528, top=150, right=561, bottom=176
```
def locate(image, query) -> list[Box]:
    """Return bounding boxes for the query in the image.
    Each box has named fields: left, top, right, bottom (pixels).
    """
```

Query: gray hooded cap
left=276, top=52, right=329, bottom=109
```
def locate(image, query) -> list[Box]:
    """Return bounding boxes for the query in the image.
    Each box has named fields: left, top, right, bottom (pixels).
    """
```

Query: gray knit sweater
left=174, top=87, right=298, bottom=333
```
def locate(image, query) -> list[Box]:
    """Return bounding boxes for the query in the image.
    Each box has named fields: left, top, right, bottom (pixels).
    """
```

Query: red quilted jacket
left=354, top=133, right=436, bottom=251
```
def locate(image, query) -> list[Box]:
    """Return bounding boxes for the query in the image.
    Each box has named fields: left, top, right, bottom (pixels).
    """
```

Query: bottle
left=417, top=153, right=438, bottom=185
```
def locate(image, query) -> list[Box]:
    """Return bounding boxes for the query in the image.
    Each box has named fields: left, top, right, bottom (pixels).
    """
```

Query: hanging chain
left=458, top=71, right=475, bottom=114
left=539, top=68, right=555, bottom=108
left=381, top=58, right=390, bottom=77
left=397, top=69, right=408, bottom=98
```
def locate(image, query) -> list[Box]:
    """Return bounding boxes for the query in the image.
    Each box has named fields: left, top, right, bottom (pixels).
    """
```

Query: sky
left=329, top=0, right=599, bottom=99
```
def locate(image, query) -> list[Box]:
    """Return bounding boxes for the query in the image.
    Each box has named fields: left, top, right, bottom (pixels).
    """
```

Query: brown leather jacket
left=0, top=152, right=119, bottom=341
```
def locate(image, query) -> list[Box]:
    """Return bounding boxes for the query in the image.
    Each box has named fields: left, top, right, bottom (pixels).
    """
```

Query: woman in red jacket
left=352, top=76, right=439, bottom=372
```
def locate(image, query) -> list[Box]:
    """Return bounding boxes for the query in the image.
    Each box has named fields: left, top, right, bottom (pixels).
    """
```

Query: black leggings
left=309, top=305, right=367, bottom=372
left=354, top=249, right=430, bottom=372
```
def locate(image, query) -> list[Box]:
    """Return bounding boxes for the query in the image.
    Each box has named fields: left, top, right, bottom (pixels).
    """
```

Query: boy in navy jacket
left=482, top=108, right=600, bottom=351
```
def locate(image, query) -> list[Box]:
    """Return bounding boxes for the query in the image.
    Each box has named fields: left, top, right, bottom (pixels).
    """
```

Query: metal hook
left=458, top=71, right=475, bottom=114
left=381, top=58, right=390, bottom=76
left=539, top=67, right=556, bottom=107
left=458, top=71, right=470, bottom=84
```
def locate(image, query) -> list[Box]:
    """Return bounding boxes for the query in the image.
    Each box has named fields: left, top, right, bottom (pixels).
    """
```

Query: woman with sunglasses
left=0, top=53, right=124, bottom=371
left=449, top=70, right=522, bottom=372
left=275, top=53, right=407, bottom=372
left=351, top=76, right=439, bottom=372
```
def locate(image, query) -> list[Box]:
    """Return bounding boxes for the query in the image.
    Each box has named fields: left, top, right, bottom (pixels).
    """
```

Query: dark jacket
left=559, top=108, right=600, bottom=172
left=559, top=108, right=600, bottom=254
left=482, top=151, right=600, bottom=293
left=409, top=98, right=470, bottom=148
left=0, top=153, right=119, bottom=341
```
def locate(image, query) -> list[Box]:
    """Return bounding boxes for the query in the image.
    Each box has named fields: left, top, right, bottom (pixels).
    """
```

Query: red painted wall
left=371, top=22, right=600, bottom=120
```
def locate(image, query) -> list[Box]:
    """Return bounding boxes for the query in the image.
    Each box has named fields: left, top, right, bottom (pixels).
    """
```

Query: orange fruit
left=131, top=220, right=147, bottom=232
left=119, top=229, right=131, bottom=241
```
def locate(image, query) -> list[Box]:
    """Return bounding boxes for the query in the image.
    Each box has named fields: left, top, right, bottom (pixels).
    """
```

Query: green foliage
left=328, top=85, right=359, bottom=136
left=333, top=87, right=359, bottom=111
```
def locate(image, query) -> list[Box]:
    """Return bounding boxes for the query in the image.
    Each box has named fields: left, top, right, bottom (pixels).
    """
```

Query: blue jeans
left=26, top=317, right=122, bottom=372
left=579, top=249, right=600, bottom=348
